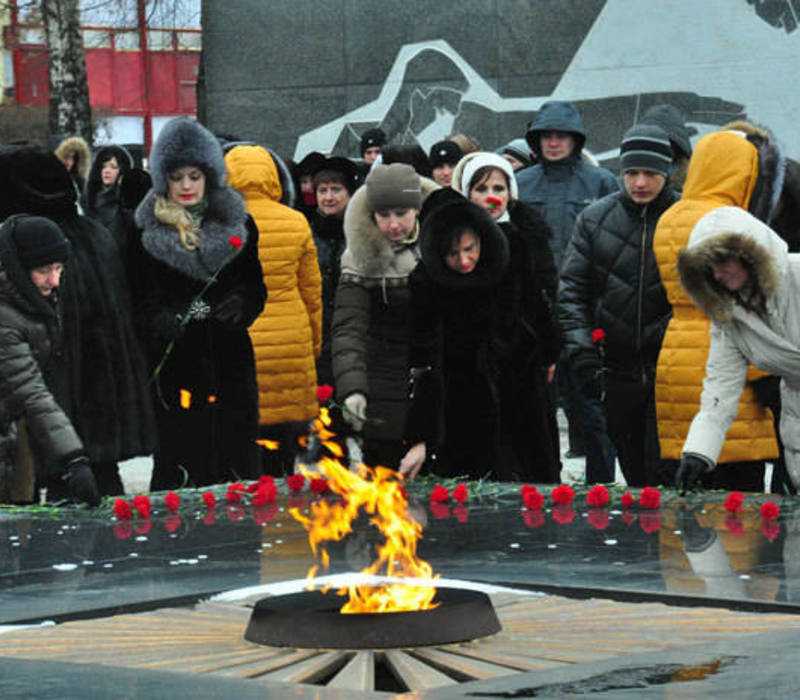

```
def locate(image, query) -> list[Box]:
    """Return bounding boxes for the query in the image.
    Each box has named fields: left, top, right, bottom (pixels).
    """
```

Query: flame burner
left=244, top=587, right=501, bottom=649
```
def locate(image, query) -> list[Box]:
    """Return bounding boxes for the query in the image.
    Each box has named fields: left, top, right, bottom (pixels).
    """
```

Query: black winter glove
left=577, top=363, right=604, bottom=401
left=677, top=504, right=717, bottom=553
left=675, top=454, right=711, bottom=495
left=62, top=456, right=101, bottom=507
left=213, top=293, right=245, bottom=325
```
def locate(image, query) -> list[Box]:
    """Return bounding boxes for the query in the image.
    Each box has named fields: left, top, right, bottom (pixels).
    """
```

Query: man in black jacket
left=559, top=124, right=678, bottom=487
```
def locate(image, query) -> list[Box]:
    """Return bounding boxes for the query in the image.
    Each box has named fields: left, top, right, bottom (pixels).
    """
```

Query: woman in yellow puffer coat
left=225, top=145, right=322, bottom=475
left=653, top=126, right=780, bottom=491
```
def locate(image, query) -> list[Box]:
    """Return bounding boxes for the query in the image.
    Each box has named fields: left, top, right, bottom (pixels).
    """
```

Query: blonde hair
left=154, top=195, right=201, bottom=250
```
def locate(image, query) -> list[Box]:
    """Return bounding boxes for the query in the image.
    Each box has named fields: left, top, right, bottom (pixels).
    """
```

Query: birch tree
left=39, top=0, right=93, bottom=144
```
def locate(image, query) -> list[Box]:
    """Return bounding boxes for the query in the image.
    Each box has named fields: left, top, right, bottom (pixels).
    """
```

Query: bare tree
left=39, top=0, right=93, bottom=143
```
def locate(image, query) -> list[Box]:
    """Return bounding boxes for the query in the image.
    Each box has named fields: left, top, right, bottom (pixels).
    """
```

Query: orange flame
left=257, top=439, right=280, bottom=451
left=290, top=453, right=439, bottom=614
left=179, top=389, right=191, bottom=409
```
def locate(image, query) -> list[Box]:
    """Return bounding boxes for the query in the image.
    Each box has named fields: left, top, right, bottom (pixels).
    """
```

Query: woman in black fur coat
left=129, top=118, right=267, bottom=490
left=0, top=144, right=157, bottom=497
left=400, top=190, right=560, bottom=482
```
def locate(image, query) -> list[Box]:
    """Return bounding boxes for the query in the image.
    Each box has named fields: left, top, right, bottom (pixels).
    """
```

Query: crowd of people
left=2, top=100, right=800, bottom=508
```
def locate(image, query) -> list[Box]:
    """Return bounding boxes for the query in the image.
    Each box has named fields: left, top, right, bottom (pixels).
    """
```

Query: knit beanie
left=499, top=138, right=533, bottom=167
left=360, top=128, right=387, bottom=156
left=429, top=140, right=463, bottom=168
left=365, top=163, right=422, bottom=211
left=459, top=152, right=519, bottom=200
left=10, top=215, right=71, bottom=269
left=619, top=124, right=673, bottom=177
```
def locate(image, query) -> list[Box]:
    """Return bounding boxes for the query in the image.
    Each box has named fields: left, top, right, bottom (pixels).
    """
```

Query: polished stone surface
left=1, top=483, right=796, bottom=625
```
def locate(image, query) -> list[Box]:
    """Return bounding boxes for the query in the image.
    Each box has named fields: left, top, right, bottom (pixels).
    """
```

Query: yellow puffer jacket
left=225, top=145, right=322, bottom=426
left=653, top=130, right=777, bottom=462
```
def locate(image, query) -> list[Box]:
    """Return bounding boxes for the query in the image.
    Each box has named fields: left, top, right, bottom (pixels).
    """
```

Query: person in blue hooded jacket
left=516, top=100, right=619, bottom=479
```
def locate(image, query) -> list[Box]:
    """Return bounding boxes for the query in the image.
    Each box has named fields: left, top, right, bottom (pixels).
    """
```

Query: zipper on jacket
left=636, top=205, right=647, bottom=380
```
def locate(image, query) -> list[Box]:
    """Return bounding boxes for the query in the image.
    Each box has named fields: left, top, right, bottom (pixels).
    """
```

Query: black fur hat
left=149, top=118, right=227, bottom=194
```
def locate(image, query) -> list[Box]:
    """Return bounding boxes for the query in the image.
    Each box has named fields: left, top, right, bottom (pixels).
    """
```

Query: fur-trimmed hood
left=134, top=186, right=249, bottom=281
left=418, top=189, right=509, bottom=289
left=83, top=144, right=134, bottom=208
left=340, top=176, right=439, bottom=279
left=677, top=206, right=786, bottom=324
left=54, top=136, right=91, bottom=180
left=149, top=118, right=227, bottom=194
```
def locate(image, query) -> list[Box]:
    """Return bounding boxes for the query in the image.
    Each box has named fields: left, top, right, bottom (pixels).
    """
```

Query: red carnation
left=165, top=513, right=181, bottom=533
left=724, top=491, right=745, bottom=514
left=523, top=489, right=544, bottom=510
left=132, top=494, right=151, bottom=519
left=430, top=502, right=451, bottom=519
left=429, top=484, right=450, bottom=503
left=621, top=511, right=636, bottom=526
left=225, top=483, right=245, bottom=503
left=309, top=477, right=329, bottom=495
left=453, top=505, right=469, bottom=523
left=588, top=508, right=609, bottom=530
left=762, top=520, right=781, bottom=541
left=228, top=235, right=244, bottom=249
left=552, top=504, right=575, bottom=525
left=725, top=516, right=745, bottom=536
left=486, top=196, right=503, bottom=210
left=202, top=491, right=216, bottom=510
left=286, top=473, right=305, bottom=492
left=316, top=384, right=334, bottom=402
left=621, top=491, right=635, bottom=509
left=640, top=512, right=661, bottom=533
left=523, top=509, right=545, bottom=528
left=586, top=484, right=610, bottom=508
left=452, top=483, right=468, bottom=504
left=551, top=484, right=575, bottom=506
left=761, top=501, right=780, bottom=520
left=113, top=498, right=132, bottom=521
left=639, top=486, right=661, bottom=509
left=591, top=328, right=606, bottom=344
left=246, top=481, right=260, bottom=493
left=164, top=491, right=180, bottom=512
left=252, top=481, right=278, bottom=506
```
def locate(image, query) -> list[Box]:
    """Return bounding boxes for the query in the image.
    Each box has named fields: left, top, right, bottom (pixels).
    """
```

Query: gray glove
left=343, top=392, right=367, bottom=432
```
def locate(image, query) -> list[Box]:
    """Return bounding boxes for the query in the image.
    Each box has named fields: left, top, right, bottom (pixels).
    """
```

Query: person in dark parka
left=0, top=215, right=100, bottom=506
left=400, top=192, right=560, bottom=482
left=0, top=144, right=157, bottom=498
left=130, top=117, right=267, bottom=490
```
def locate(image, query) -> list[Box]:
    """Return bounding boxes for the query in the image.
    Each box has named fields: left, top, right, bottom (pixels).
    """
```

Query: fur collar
left=341, top=177, right=439, bottom=278
left=677, top=206, right=785, bottom=323
left=134, top=187, right=249, bottom=281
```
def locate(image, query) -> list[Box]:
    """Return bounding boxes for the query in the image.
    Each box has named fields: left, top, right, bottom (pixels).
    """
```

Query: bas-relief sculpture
left=203, top=0, right=800, bottom=165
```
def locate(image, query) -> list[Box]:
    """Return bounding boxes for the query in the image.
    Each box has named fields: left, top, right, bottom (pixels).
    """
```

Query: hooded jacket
left=653, top=127, right=782, bottom=462
left=559, top=182, right=678, bottom=376
left=331, top=177, right=438, bottom=443
left=0, top=144, right=157, bottom=466
left=225, top=144, right=323, bottom=427
left=677, top=207, right=800, bottom=482
left=54, top=136, right=91, bottom=193
left=516, top=101, right=619, bottom=267
left=0, top=217, right=83, bottom=502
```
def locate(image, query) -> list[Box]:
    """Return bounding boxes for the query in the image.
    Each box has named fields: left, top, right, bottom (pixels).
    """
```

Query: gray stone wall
left=202, top=0, right=800, bottom=166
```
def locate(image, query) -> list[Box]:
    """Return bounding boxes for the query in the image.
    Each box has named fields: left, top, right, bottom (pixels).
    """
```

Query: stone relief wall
left=202, top=0, right=800, bottom=167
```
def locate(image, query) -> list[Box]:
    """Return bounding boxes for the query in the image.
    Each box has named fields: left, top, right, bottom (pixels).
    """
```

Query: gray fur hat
left=149, top=117, right=227, bottom=194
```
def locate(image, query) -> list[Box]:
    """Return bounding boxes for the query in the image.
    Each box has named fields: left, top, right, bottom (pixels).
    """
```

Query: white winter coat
left=677, top=206, right=800, bottom=486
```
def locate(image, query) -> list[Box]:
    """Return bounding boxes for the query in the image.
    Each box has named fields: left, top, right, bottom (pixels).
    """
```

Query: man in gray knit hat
left=558, top=124, right=678, bottom=487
